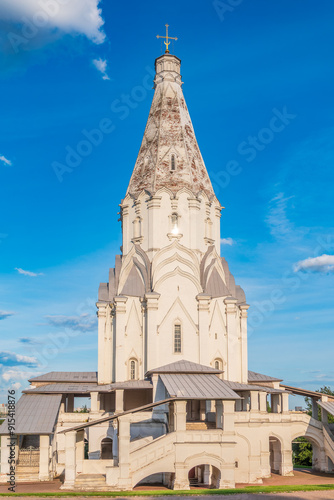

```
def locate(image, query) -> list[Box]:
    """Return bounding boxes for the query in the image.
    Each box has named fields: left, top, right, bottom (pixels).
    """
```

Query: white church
left=1, top=44, right=334, bottom=491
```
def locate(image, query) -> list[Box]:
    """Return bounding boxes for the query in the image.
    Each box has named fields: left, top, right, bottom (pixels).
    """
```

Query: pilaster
left=39, top=435, right=50, bottom=480
left=224, top=297, right=238, bottom=381
left=114, top=296, right=128, bottom=381
left=239, top=304, right=249, bottom=383
left=197, top=294, right=211, bottom=366
left=61, top=431, right=77, bottom=489
left=145, top=292, right=160, bottom=371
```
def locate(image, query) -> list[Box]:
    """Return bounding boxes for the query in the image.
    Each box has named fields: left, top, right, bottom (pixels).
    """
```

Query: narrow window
left=174, top=324, right=181, bottom=353
left=171, top=213, right=178, bottom=234
left=171, top=154, right=176, bottom=171
left=215, top=360, right=220, bottom=370
left=130, top=360, right=136, bottom=380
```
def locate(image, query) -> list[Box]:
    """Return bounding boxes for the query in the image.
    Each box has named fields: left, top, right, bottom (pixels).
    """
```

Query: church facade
left=1, top=50, right=334, bottom=491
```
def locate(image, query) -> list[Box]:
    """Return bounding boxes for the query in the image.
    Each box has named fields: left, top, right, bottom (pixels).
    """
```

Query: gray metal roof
left=29, top=371, right=98, bottom=383
left=224, top=381, right=287, bottom=394
left=318, top=401, right=334, bottom=417
left=160, top=373, right=240, bottom=400
left=147, top=360, right=222, bottom=376
left=24, top=380, right=152, bottom=394
left=248, top=370, right=283, bottom=383
left=0, top=395, right=61, bottom=435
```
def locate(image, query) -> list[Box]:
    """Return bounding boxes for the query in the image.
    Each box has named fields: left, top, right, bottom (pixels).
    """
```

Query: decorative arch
left=154, top=267, right=202, bottom=294
left=184, top=451, right=224, bottom=471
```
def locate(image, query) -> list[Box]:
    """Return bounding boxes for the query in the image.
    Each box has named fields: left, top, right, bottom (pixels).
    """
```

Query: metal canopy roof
left=146, top=360, right=223, bottom=376
left=281, top=385, right=334, bottom=400
left=0, top=395, right=61, bottom=435
left=28, top=372, right=98, bottom=383
left=24, top=380, right=152, bottom=394
left=160, top=373, right=241, bottom=400
left=318, top=401, right=334, bottom=417
left=248, top=371, right=283, bottom=383
left=224, top=381, right=287, bottom=394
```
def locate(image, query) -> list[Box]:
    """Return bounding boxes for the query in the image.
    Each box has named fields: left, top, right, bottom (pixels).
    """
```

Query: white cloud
left=266, top=192, right=295, bottom=240
left=220, top=237, right=235, bottom=246
left=294, top=254, right=334, bottom=273
left=0, top=155, right=12, bottom=166
left=1, top=0, right=106, bottom=47
left=1, top=368, right=41, bottom=382
left=92, top=58, right=110, bottom=80
left=0, top=310, right=15, bottom=321
left=15, top=267, right=44, bottom=277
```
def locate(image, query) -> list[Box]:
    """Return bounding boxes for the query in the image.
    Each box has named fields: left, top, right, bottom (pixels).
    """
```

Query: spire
left=126, top=52, right=215, bottom=199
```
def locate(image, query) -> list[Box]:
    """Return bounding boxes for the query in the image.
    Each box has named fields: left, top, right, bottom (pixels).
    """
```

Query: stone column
left=174, top=400, right=187, bottom=443
left=259, top=392, right=267, bottom=412
left=61, top=431, right=77, bottom=489
left=242, top=391, right=250, bottom=411
left=173, top=464, right=190, bottom=490
left=239, top=304, right=250, bottom=383
left=224, top=298, right=239, bottom=381
left=281, top=392, right=289, bottom=414
left=117, top=416, right=132, bottom=489
left=76, top=430, right=85, bottom=474
left=199, top=400, right=206, bottom=421
left=250, top=391, right=259, bottom=412
left=271, top=394, right=281, bottom=413
left=203, top=464, right=211, bottom=485
left=90, top=392, right=101, bottom=413
left=0, top=435, right=11, bottom=481
left=97, top=302, right=108, bottom=384
left=216, top=400, right=223, bottom=429
left=188, top=197, right=201, bottom=250
left=39, top=435, right=50, bottom=480
left=115, top=389, right=124, bottom=413
left=222, top=400, right=235, bottom=432
left=67, top=394, right=74, bottom=413
left=311, top=398, right=319, bottom=420
left=321, top=407, right=329, bottom=424
left=281, top=447, right=294, bottom=476
left=147, top=195, right=162, bottom=252
left=197, top=294, right=211, bottom=366
left=145, top=292, right=160, bottom=371
left=114, top=296, right=128, bottom=382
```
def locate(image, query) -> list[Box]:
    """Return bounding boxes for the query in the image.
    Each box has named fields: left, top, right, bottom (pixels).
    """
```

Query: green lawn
left=1, top=484, right=334, bottom=497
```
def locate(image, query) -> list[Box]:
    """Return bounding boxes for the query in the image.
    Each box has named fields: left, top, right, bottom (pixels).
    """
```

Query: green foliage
left=74, top=405, right=89, bottom=413
left=305, top=386, right=334, bottom=424
left=1, top=484, right=334, bottom=496
left=292, top=437, right=313, bottom=466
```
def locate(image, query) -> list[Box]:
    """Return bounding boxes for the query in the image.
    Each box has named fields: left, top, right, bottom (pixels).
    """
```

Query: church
left=1, top=40, right=334, bottom=491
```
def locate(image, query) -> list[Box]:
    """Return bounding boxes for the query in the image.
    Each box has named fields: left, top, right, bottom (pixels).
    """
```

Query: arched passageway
left=101, top=437, right=113, bottom=459
left=188, top=464, right=221, bottom=488
left=269, top=437, right=282, bottom=474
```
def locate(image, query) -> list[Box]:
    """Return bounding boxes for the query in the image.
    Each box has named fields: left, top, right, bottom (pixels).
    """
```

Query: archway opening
left=292, top=437, right=314, bottom=470
left=134, top=472, right=173, bottom=489
left=188, top=464, right=221, bottom=488
left=101, top=437, right=113, bottom=459
left=269, top=437, right=282, bottom=475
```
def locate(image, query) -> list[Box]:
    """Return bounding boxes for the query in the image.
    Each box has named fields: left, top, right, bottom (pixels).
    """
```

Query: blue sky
left=0, top=0, right=333, bottom=409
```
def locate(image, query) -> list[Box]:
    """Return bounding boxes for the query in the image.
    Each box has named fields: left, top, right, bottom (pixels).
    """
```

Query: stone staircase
left=74, top=474, right=108, bottom=491
left=186, top=421, right=216, bottom=430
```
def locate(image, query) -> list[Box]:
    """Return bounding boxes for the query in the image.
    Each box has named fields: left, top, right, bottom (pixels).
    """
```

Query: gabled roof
left=160, top=373, right=240, bottom=400
left=0, top=395, right=61, bottom=435
left=146, top=359, right=222, bottom=376
left=28, top=371, right=98, bottom=383
left=24, top=380, right=152, bottom=394
left=248, top=370, right=283, bottom=383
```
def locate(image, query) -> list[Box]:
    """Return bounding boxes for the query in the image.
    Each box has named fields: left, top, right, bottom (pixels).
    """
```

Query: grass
left=1, top=484, right=334, bottom=497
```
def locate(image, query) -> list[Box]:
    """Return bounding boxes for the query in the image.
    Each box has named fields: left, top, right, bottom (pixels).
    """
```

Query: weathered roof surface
left=147, top=360, right=222, bottom=376
left=318, top=401, right=334, bottom=417
left=0, top=395, right=61, bottom=435
left=29, top=372, right=98, bottom=383
left=24, top=380, right=152, bottom=394
left=160, top=373, right=240, bottom=400
left=248, top=370, right=283, bottom=383
left=224, top=381, right=287, bottom=394
left=126, top=54, right=215, bottom=199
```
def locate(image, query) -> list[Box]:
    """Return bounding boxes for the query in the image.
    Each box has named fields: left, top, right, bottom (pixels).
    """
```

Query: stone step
left=75, top=474, right=106, bottom=484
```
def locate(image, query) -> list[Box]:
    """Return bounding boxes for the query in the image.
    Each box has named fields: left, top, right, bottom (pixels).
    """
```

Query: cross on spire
left=156, top=24, right=178, bottom=54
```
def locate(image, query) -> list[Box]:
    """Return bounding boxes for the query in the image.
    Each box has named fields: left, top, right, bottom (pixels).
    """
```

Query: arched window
left=174, top=324, right=182, bottom=353
left=133, top=217, right=141, bottom=239
left=101, top=438, right=113, bottom=459
left=171, top=213, right=178, bottom=235
left=130, top=359, right=137, bottom=380
left=214, top=358, right=223, bottom=371
left=171, top=154, right=176, bottom=171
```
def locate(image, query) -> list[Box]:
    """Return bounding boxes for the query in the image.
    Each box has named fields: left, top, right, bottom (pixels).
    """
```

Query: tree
left=292, top=437, right=313, bottom=467
left=305, top=386, right=334, bottom=424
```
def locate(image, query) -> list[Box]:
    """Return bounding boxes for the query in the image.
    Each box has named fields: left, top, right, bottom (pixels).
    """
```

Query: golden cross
left=156, top=24, right=178, bottom=54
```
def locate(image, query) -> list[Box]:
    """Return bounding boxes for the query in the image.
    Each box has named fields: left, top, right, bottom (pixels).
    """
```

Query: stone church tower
left=97, top=52, right=249, bottom=385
